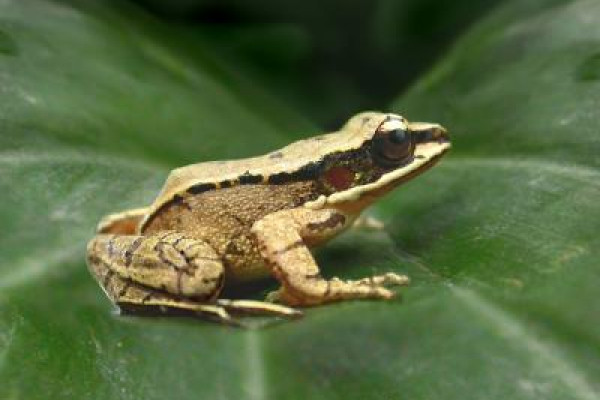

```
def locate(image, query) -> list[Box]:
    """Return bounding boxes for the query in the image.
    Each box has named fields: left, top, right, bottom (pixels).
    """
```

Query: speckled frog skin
left=86, top=112, right=450, bottom=324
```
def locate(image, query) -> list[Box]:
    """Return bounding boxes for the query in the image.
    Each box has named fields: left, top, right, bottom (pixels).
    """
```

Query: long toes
left=355, top=273, right=410, bottom=287
left=368, top=286, right=396, bottom=300
left=381, top=273, right=410, bottom=286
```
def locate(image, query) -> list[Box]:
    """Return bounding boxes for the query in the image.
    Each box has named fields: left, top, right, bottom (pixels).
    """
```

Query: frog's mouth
left=320, top=124, right=451, bottom=205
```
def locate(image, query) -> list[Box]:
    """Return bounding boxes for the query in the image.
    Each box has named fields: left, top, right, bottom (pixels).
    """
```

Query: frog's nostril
left=436, top=126, right=449, bottom=142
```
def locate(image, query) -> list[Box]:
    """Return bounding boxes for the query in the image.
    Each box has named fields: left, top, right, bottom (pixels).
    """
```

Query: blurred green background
left=133, top=0, right=503, bottom=126
left=1, top=0, right=599, bottom=399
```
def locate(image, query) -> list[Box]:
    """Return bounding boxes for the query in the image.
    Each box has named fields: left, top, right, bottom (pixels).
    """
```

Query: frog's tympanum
left=86, top=112, right=450, bottom=324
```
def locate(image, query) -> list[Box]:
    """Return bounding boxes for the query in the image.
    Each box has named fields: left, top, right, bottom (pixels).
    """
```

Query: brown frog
left=86, top=112, right=450, bottom=324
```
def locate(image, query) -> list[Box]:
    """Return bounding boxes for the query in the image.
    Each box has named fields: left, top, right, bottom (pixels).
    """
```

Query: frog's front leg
left=86, top=232, right=298, bottom=323
left=252, top=208, right=409, bottom=307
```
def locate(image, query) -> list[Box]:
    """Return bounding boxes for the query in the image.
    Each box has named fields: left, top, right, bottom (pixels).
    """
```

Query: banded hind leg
left=86, top=231, right=300, bottom=324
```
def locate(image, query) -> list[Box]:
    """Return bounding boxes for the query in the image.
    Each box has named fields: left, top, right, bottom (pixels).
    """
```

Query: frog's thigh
left=87, top=231, right=225, bottom=300
left=86, top=232, right=299, bottom=320
left=252, top=208, right=409, bottom=307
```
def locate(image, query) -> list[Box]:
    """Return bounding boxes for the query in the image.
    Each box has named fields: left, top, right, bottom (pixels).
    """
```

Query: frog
left=86, top=111, right=450, bottom=324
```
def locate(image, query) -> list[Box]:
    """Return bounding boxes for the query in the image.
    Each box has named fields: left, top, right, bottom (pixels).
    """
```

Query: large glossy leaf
left=2, top=0, right=599, bottom=399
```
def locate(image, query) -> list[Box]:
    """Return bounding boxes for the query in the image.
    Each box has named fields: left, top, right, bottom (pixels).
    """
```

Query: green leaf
left=2, top=1, right=600, bottom=400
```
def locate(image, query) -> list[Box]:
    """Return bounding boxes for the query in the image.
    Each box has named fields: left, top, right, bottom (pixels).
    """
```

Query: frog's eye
left=372, top=126, right=413, bottom=166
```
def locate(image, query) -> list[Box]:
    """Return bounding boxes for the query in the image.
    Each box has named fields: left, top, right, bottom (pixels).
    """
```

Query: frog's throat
left=305, top=141, right=451, bottom=209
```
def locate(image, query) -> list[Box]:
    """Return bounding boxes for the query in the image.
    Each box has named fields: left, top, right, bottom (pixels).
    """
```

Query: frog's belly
left=224, top=258, right=271, bottom=283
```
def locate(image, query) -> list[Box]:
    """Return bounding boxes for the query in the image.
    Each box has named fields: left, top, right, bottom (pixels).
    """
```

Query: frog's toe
left=356, top=272, right=410, bottom=287
left=351, top=215, right=386, bottom=231
left=381, top=272, right=410, bottom=286
left=361, top=285, right=396, bottom=300
left=217, top=298, right=302, bottom=318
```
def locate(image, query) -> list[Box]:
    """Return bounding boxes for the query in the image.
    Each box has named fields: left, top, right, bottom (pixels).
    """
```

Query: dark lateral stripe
left=414, top=129, right=434, bottom=143
left=178, top=142, right=369, bottom=197
left=268, top=161, right=322, bottom=184
left=268, top=171, right=293, bottom=185
left=239, top=173, right=263, bottom=184
left=187, top=183, right=217, bottom=195
left=142, top=142, right=373, bottom=233
left=414, top=128, right=448, bottom=144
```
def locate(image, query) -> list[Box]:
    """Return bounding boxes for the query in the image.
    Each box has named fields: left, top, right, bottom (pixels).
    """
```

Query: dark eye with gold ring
left=372, top=127, right=413, bottom=166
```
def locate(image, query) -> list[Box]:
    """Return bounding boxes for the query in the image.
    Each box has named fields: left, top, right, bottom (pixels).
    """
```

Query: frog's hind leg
left=86, top=231, right=238, bottom=323
left=86, top=232, right=299, bottom=323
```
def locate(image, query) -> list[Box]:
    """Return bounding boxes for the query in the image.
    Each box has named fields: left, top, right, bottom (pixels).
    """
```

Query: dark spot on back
left=269, top=151, right=284, bottom=159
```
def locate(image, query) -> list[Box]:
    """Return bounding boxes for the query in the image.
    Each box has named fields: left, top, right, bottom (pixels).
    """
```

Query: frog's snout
left=433, top=125, right=449, bottom=143
left=410, top=122, right=450, bottom=144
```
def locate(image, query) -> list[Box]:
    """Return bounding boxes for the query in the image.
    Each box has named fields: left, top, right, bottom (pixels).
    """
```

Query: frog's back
left=149, top=112, right=386, bottom=215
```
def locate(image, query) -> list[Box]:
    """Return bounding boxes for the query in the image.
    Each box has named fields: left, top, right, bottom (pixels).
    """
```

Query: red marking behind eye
left=324, top=166, right=354, bottom=191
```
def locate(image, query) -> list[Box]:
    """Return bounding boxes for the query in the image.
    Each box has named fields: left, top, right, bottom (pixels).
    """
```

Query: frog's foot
left=351, top=215, right=385, bottom=231
left=216, top=299, right=302, bottom=318
left=118, top=298, right=241, bottom=326
left=354, top=272, right=410, bottom=287
left=264, top=274, right=408, bottom=306
left=253, top=208, right=411, bottom=307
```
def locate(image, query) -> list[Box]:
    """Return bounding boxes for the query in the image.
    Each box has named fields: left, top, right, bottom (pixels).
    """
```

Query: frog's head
left=314, top=111, right=451, bottom=207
